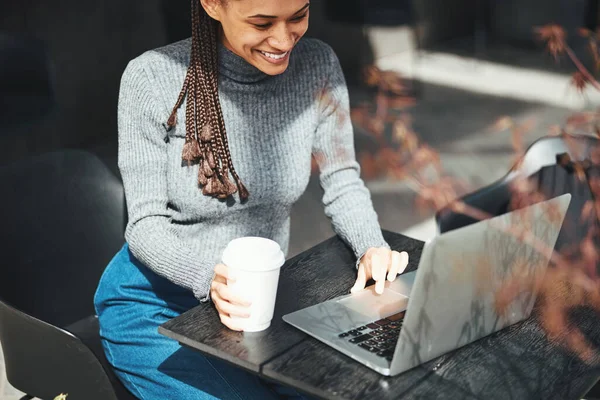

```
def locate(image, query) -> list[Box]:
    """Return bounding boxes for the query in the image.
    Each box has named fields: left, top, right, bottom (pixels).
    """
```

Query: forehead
left=228, top=0, right=309, bottom=17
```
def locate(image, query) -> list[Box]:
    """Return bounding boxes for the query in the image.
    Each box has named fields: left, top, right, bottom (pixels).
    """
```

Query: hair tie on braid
left=167, top=0, right=249, bottom=201
left=220, top=174, right=238, bottom=196
left=203, top=176, right=216, bottom=195
left=200, top=158, right=213, bottom=177
left=200, top=123, right=213, bottom=142
left=182, top=137, right=201, bottom=165
left=206, top=149, right=216, bottom=169
left=167, top=112, right=177, bottom=129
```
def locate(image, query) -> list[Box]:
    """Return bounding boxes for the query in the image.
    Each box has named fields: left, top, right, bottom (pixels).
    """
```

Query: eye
left=252, top=22, right=272, bottom=30
left=292, top=13, right=308, bottom=22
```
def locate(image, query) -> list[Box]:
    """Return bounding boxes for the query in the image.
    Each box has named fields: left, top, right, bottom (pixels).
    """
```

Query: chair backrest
left=0, top=150, right=125, bottom=327
left=0, top=301, right=120, bottom=400
left=436, top=134, right=600, bottom=234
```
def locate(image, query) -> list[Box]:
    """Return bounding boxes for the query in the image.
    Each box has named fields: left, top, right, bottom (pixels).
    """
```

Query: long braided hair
left=167, top=0, right=249, bottom=201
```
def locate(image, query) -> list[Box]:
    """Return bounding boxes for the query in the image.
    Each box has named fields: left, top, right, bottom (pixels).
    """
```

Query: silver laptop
left=283, top=194, right=571, bottom=376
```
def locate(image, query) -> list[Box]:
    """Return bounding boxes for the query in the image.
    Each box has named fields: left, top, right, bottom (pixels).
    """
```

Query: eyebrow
left=248, top=3, right=310, bottom=19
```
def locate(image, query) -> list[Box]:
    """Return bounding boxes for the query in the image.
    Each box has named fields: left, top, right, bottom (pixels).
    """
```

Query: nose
left=268, top=24, right=295, bottom=52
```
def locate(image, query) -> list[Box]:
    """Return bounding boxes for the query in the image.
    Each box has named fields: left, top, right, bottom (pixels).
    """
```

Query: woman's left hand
left=351, top=247, right=409, bottom=295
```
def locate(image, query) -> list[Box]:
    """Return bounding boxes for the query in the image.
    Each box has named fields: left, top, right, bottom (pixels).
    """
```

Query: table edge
left=157, top=325, right=261, bottom=374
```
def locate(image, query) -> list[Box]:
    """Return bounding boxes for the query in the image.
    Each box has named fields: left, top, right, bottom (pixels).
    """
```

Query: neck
left=217, top=30, right=270, bottom=84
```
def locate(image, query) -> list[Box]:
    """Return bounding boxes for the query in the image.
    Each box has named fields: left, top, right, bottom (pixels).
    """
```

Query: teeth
left=260, top=50, right=288, bottom=60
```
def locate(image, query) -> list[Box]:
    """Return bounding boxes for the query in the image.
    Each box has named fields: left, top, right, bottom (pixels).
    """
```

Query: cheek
left=236, top=30, right=268, bottom=51
left=294, top=21, right=309, bottom=38
left=222, top=23, right=257, bottom=50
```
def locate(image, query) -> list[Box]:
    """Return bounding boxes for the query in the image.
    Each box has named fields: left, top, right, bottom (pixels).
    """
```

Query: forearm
left=125, top=217, right=213, bottom=300
left=321, top=165, right=389, bottom=262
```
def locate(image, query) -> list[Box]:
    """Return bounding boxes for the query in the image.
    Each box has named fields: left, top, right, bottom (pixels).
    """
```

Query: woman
left=94, top=0, right=409, bottom=398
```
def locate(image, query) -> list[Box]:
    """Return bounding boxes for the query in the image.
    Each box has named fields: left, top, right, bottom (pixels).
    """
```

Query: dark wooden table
left=160, top=230, right=600, bottom=399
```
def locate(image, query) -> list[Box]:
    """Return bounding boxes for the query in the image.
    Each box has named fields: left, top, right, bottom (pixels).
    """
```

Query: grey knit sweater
left=118, top=37, right=389, bottom=301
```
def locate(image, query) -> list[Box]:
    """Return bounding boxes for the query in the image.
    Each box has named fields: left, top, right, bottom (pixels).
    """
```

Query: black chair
left=436, top=134, right=600, bottom=237
left=435, top=133, right=600, bottom=399
left=0, top=150, right=136, bottom=399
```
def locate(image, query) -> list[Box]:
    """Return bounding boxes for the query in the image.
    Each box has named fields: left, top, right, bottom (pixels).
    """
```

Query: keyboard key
left=376, top=349, right=394, bottom=360
left=366, top=323, right=379, bottom=329
left=349, top=334, right=372, bottom=344
left=365, top=339, right=377, bottom=346
left=357, top=326, right=368, bottom=331
left=349, top=330, right=362, bottom=336
left=387, top=323, right=399, bottom=330
left=386, top=311, right=406, bottom=322
left=359, top=343, right=379, bottom=353
left=375, top=319, right=390, bottom=326
left=382, top=342, right=396, bottom=351
left=373, top=336, right=386, bottom=343
left=375, top=341, right=389, bottom=350
left=338, top=332, right=349, bottom=338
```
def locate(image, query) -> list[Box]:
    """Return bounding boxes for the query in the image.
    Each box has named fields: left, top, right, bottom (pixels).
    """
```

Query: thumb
left=351, top=266, right=367, bottom=293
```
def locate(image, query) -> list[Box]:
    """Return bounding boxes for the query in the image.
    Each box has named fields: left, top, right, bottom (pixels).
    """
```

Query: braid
left=167, top=0, right=249, bottom=201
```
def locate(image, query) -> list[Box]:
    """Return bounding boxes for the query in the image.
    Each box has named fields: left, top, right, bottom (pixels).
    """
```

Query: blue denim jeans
left=94, top=243, right=306, bottom=400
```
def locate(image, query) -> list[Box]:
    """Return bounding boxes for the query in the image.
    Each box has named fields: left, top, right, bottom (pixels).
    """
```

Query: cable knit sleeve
left=312, top=45, right=390, bottom=266
left=117, top=58, right=213, bottom=301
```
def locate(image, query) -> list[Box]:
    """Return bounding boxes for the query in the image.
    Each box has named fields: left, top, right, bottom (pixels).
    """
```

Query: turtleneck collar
left=218, top=41, right=271, bottom=84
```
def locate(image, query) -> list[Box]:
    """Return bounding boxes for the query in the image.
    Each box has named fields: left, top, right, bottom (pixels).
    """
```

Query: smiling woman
left=209, top=0, right=310, bottom=73
left=93, top=0, right=402, bottom=397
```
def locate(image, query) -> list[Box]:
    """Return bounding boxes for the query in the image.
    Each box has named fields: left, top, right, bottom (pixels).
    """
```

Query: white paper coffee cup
left=222, top=237, right=285, bottom=332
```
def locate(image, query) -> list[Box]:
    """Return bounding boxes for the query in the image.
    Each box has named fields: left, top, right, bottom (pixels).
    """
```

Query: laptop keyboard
left=337, top=311, right=405, bottom=361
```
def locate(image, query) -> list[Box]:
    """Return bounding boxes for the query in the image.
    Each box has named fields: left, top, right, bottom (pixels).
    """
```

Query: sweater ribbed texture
left=118, top=37, right=389, bottom=300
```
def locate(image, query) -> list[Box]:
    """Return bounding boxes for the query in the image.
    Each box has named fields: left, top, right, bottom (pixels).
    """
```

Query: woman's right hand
left=210, top=263, right=252, bottom=331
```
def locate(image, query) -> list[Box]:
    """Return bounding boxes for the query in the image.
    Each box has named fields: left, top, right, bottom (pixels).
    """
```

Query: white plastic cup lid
left=222, top=236, right=285, bottom=272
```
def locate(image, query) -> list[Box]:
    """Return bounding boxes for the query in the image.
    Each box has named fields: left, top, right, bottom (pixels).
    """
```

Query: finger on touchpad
left=338, top=286, right=408, bottom=319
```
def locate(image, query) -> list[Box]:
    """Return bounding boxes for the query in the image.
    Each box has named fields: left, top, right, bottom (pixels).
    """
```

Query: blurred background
left=1, top=1, right=599, bottom=397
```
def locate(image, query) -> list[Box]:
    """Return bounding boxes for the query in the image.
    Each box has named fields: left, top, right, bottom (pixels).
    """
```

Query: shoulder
left=121, top=38, right=191, bottom=87
left=119, top=39, right=191, bottom=108
left=290, top=38, right=341, bottom=81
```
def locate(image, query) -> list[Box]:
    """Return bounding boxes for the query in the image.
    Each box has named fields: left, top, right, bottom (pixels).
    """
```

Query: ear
left=200, top=0, right=223, bottom=21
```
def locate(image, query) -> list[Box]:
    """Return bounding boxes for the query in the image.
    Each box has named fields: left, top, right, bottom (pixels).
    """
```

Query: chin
left=260, top=63, right=290, bottom=76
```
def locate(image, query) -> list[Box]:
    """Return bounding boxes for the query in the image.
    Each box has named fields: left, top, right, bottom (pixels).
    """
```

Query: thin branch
left=565, top=46, right=600, bottom=91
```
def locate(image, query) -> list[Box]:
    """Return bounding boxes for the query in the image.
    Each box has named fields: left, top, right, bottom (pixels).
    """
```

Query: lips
left=256, top=48, right=292, bottom=65
left=259, top=50, right=289, bottom=60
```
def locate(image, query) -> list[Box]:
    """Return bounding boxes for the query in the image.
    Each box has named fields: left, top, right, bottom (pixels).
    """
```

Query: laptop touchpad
left=338, top=286, right=408, bottom=319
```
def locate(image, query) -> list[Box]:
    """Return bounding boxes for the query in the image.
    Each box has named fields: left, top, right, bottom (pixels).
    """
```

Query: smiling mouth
left=258, top=50, right=290, bottom=62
